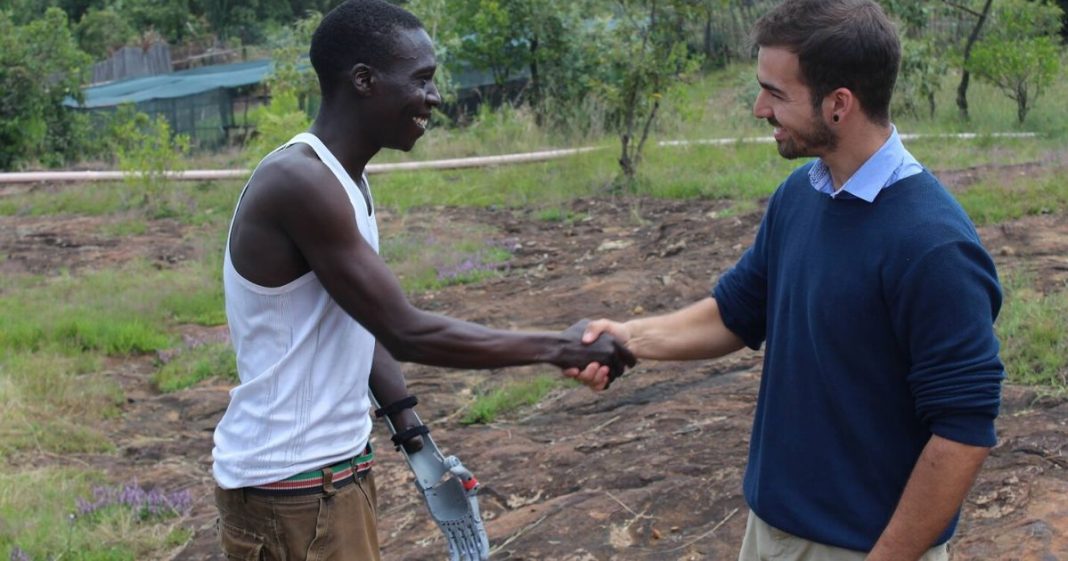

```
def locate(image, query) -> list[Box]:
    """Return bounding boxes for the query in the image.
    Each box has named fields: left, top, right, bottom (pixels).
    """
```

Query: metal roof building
left=66, top=59, right=274, bottom=149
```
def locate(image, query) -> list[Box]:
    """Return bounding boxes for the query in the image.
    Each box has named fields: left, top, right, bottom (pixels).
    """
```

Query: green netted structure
left=66, top=59, right=272, bottom=149
left=68, top=56, right=521, bottom=151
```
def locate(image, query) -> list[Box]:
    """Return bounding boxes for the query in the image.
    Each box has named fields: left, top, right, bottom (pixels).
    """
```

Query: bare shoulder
left=246, top=144, right=343, bottom=208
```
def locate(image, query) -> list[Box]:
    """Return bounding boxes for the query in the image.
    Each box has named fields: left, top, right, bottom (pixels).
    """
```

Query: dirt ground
left=2, top=162, right=1068, bottom=560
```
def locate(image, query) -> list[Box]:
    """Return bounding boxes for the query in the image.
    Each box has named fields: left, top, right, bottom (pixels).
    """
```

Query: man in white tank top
left=213, top=1, right=635, bottom=560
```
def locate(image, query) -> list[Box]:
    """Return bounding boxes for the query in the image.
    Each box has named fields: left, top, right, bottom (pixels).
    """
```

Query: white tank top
left=213, top=132, right=380, bottom=489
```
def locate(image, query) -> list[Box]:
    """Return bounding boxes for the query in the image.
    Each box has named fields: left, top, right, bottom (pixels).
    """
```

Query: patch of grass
left=0, top=259, right=225, bottom=455
left=0, top=182, right=130, bottom=217
left=0, top=469, right=190, bottom=561
left=637, top=142, right=793, bottom=200
left=153, top=343, right=237, bottom=393
left=0, top=417, right=115, bottom=457
left=462, top=374, right=565, bottom=425
left=715, top=199, right=760, bottom=218
left=536, top=207, right=587, bottom=223
left=56, top=317, right=172, bottom=355
left=382, top=231, right=518, bottom=294
left=0, top=352, right=119, bottom=456
left=100, top=217, right=148, bottom=237
left=0, top=262, right=234, bottom=356
left=997, top=276, right=1068, bottom=390
left=159, top=180, right=241, bottom=227
left=0, top=179, right=240, bottom=228
left=163, top=285, right=226, bottom=326
left=373, top=146, right=618, bottom=212
left=954, top=172, right=1068, bottom=226
left=374, top=103, right=581, bottom=164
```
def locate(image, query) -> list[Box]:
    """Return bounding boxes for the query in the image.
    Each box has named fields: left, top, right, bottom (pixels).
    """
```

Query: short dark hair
left=310, top=0, right=424, bottom=96
left=752, top=0, right=900, bottom=125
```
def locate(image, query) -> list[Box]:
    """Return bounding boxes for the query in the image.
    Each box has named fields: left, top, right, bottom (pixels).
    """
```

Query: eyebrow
left=758, top=79, right=786, bottom=97
left=413, top=64, right=437, bottom=76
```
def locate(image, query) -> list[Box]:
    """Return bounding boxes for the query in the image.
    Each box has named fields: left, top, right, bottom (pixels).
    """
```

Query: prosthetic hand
left=374, top=396, right=490, bottom=561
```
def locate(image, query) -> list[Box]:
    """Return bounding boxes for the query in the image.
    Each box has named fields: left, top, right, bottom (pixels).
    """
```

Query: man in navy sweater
left=565, top=1, right=1004, bottom=560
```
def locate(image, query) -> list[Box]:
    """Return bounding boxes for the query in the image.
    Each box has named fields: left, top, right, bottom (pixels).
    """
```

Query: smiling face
left=366, top=27, right=441, bottom=152
left=752, top=46, right=837, bottom=160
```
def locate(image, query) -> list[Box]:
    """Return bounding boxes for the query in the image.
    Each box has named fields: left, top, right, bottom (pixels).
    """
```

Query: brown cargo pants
left=215, top=471, right=381, bottom=561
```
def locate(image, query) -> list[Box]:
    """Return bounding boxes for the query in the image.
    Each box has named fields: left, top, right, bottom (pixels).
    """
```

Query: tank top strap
left=286, top=133, right=372, bottom=216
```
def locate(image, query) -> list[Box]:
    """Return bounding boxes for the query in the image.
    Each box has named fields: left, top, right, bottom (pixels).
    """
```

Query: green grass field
left=2, top=60, right=1068, bottom=559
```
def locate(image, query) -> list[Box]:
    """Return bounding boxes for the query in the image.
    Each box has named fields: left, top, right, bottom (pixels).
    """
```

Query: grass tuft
left=997, top=276, right=1068, bottom=390
left=153, top=343, right=237, bottom=393
left=0, top=469, right=190, bottom=561
left=462, top=375, right=565, bottom=425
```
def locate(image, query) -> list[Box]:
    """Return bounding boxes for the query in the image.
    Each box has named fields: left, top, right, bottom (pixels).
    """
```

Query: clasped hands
left=556, top=318, right=633, bottom=392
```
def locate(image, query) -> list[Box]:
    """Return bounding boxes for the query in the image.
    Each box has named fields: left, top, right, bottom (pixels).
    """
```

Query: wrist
left=538, top=332, right=569, bottom=366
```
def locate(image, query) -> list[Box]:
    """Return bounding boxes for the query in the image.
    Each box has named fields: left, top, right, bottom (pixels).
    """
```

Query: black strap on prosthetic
left=374, top=395, right=418, bottom=418
left=391, top=425, right=430, bottom=450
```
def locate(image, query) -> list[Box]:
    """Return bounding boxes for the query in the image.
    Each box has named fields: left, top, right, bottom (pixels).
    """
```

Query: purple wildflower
left=434, top=238, right=519, bottom=283
left=435, top=255, right=498, bottom=282
left=75, top=480, right=193, bottom=520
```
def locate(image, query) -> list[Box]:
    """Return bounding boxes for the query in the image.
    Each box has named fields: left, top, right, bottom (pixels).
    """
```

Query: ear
left=824, top=87, right=854, bottom=123
left=351, top=63, right=375, bottom=97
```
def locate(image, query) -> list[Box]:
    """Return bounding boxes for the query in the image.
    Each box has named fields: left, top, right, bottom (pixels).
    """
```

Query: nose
left=753, top=89, right=772, bottom=119
left=427, top=81, right=442, bottom=108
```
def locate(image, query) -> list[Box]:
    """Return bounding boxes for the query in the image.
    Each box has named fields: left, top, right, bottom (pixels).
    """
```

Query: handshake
left=554, top=318, right=635, bottom=391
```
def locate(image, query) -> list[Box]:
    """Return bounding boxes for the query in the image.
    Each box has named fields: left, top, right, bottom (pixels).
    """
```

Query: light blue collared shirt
left=808, top=126, right=924, bottom=202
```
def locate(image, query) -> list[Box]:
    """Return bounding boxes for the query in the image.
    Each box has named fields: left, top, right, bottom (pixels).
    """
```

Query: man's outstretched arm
left=565, top=297, right=746, bottom=390
left=259, top=157, right=633, bottom=375
left=867, top=436, right=990, bottom=561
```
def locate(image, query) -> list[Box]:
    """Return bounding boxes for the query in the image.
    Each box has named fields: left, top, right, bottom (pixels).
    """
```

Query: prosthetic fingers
left=374, top=396, right=490, bottom=561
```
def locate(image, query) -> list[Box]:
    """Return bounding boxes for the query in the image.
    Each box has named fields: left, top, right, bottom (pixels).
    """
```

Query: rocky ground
left=2, top=163, right=1067, bottom=560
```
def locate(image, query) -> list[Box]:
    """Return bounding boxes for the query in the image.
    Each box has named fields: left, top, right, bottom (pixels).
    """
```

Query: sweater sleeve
left=713, top=200, right=773, bottom=351
left=891, top=239, right=1004, bottom=447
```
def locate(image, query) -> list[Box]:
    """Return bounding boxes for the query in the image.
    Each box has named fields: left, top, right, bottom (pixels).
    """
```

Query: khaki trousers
left=215, top=471, right=380, bottom=561
left=738, top=511, right=949, bottom=561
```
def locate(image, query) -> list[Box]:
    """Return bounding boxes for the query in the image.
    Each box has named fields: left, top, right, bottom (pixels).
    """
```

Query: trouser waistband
left=248, top=445, right=373, bottom=496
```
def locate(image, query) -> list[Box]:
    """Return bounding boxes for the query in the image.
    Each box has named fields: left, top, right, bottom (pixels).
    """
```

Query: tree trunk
left=703, top=10, right=713, bottom=62
left=529, top=35, right=541, bottom=126
left=634, top=99, right=660, bottom=169
left=619, top=133, right=635, bottom=178
left=1017, top=85, right=1029, bottom=124
left=955, top=0, right=994, bottom=121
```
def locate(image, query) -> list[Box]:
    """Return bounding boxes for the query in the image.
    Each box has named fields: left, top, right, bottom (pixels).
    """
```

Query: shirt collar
left=808, top=125, right=908, bottom=203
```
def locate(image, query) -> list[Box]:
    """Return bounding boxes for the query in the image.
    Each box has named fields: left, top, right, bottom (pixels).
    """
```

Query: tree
left=264, top=11, right=322, bottom=112
left=403, top=0, right=461, bottom=102
left=894, top=38, right=948, bottom=119
left=75, top=7, right=136, bottom=59
left=245, top=13, right=321, bottom=164
left=453, top=0, right=529, bottom=88
left=968, top=0, right=1064, bottom=124
left=124, top=0, right=195, bottom=43
left=586, top=0, right=701, bottom=180
left=884, top=2, right=947, bottom=119
left=0, top=8, right=92, bottom=169
left=945, top=0, right=995, bottom=121
left=111, top=106, right=191, bottom=214
left=447, top=0, right=601, bottom=127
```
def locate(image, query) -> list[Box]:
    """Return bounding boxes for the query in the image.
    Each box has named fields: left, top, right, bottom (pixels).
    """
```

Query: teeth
left=413, top=116, right=428, bottom=129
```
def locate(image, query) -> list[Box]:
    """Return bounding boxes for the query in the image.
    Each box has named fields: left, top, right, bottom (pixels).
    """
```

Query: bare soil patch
left=3, top=165, right=1068, bottom=560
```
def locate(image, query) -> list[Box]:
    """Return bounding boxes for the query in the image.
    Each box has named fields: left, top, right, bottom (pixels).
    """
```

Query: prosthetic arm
left=373, top=395, right=490, bottom=561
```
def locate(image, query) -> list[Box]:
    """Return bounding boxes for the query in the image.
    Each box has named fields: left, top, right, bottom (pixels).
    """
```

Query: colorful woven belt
left=250, top=446, right=374, bottom=496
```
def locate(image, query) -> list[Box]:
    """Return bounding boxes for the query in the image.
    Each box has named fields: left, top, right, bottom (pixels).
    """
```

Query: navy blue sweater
left=714, top=164, right=1004, bottom=551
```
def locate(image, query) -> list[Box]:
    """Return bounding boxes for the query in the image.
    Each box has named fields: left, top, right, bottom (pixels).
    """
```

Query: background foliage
left=0, top=0, right=1063, bottom=176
